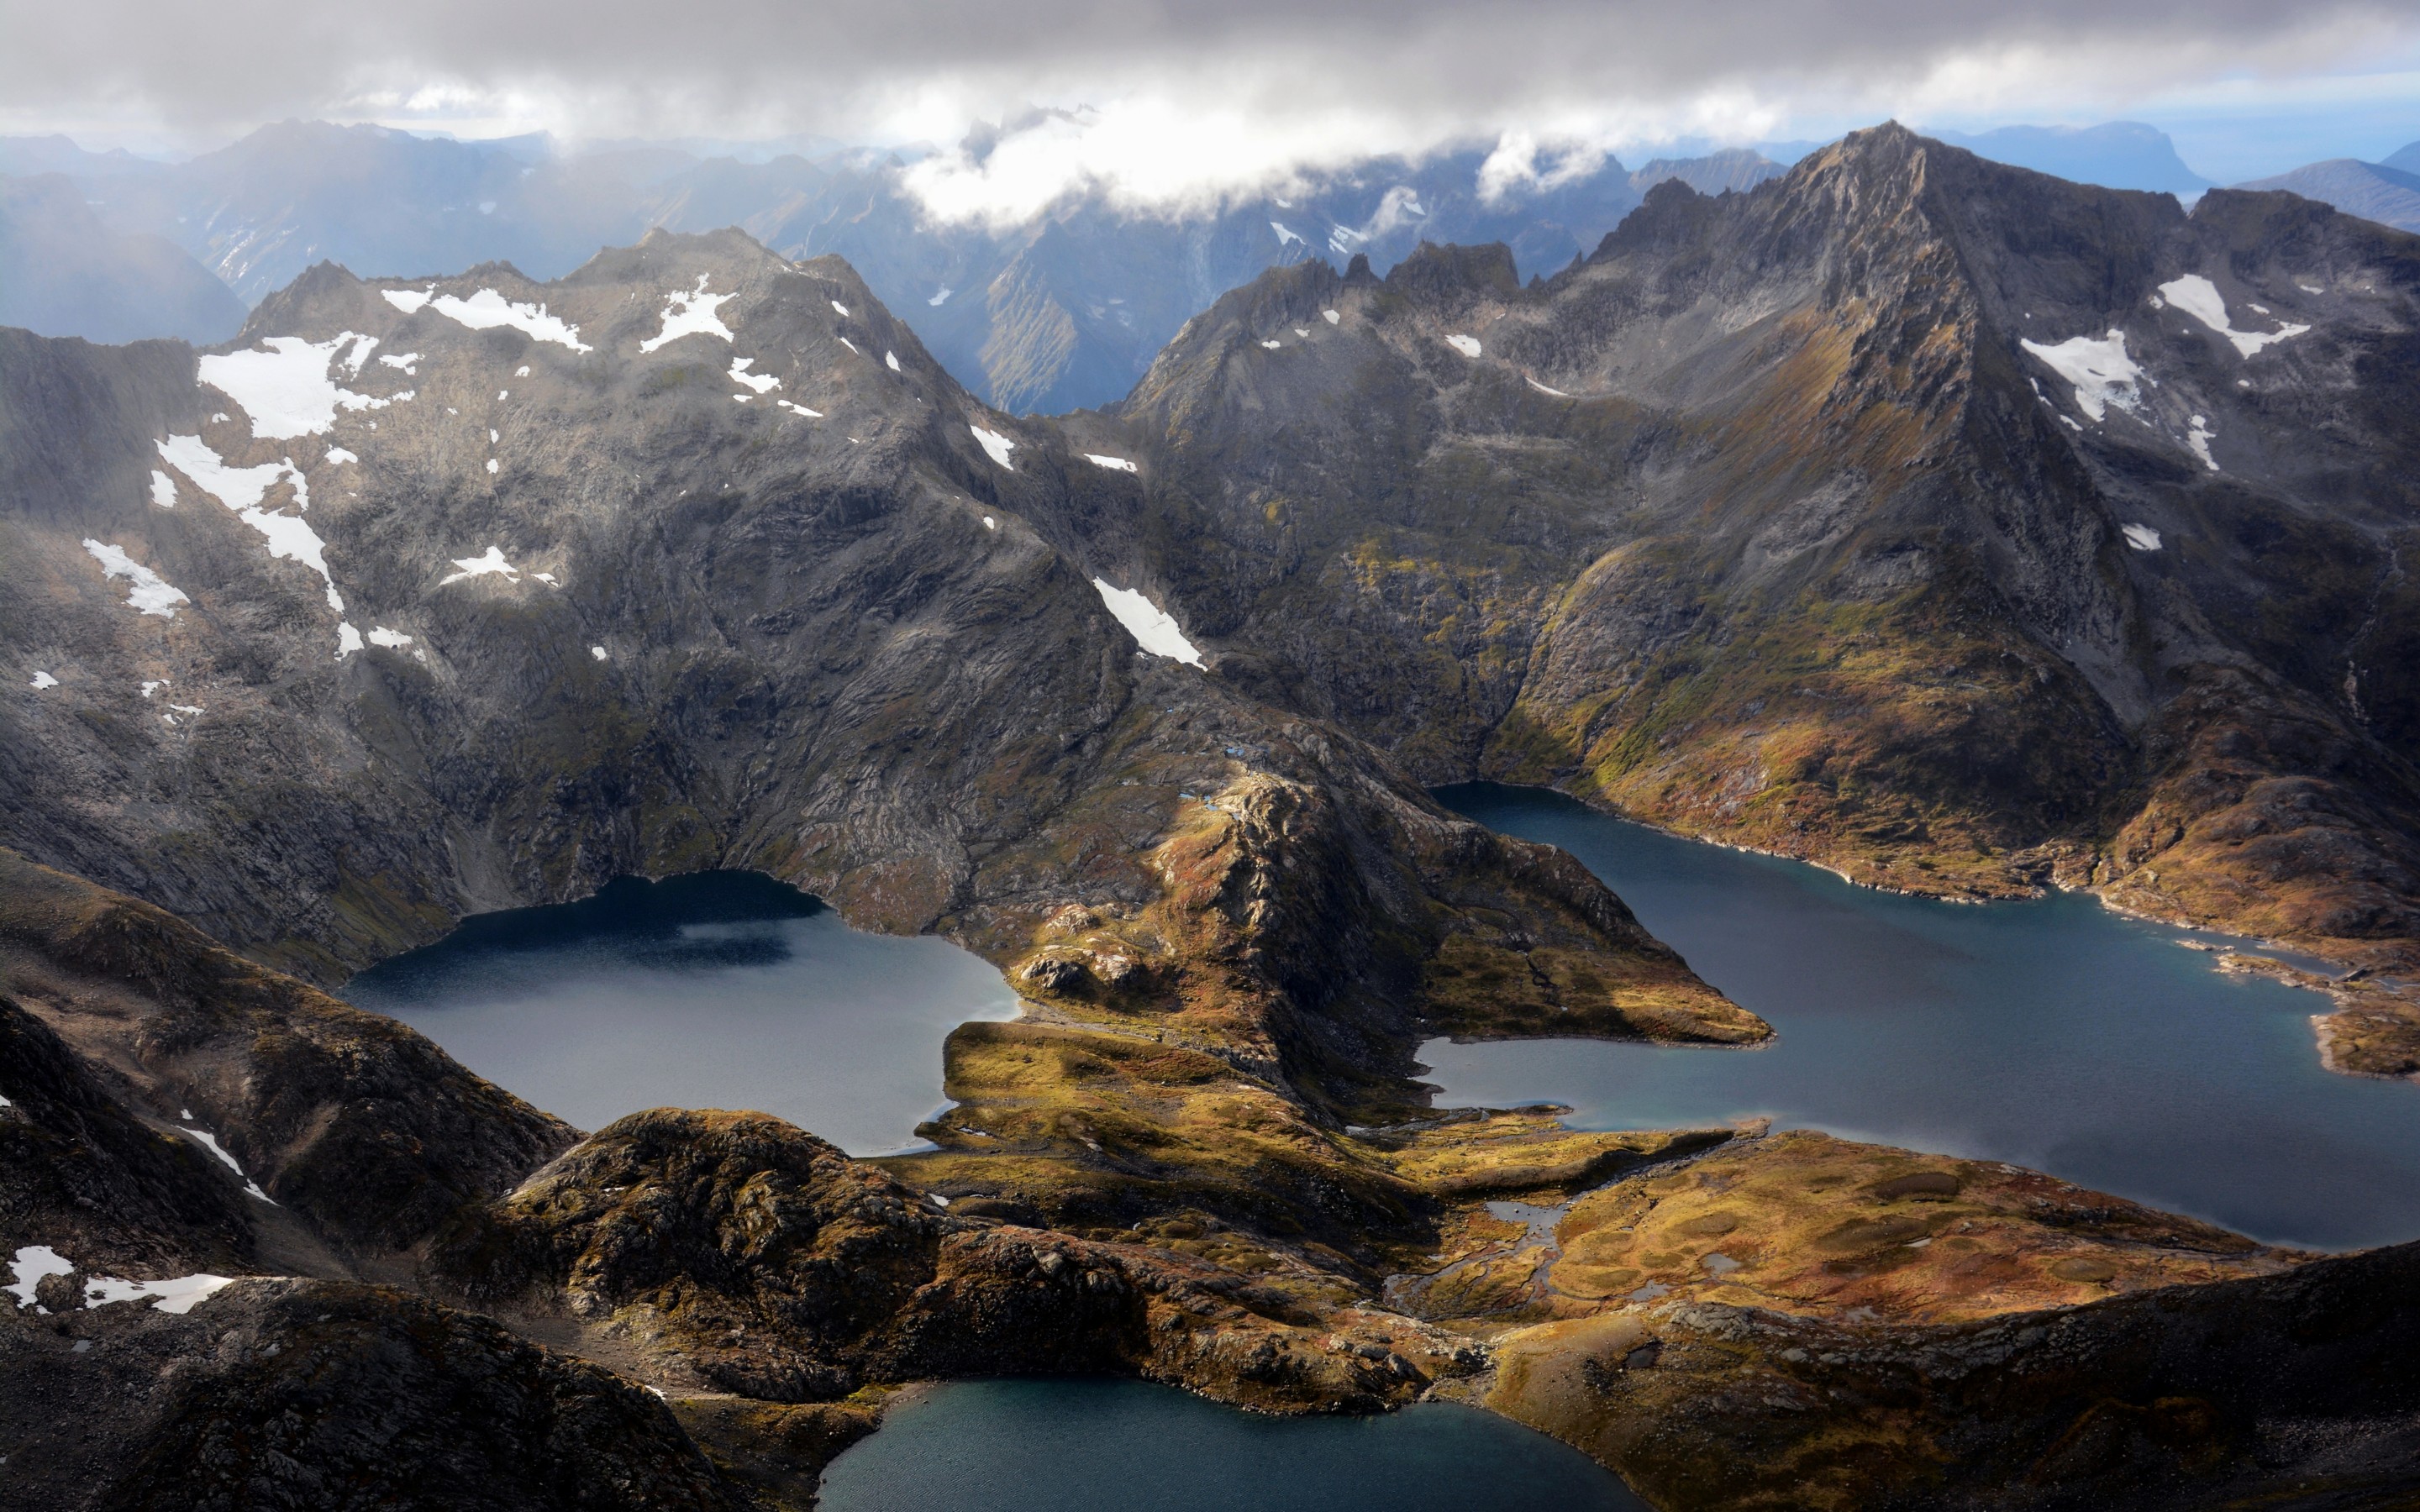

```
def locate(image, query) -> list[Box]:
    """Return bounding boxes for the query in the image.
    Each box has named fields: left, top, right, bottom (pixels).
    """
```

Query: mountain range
left=35, top=115, right=2415, bottom=415
left=0, top=174, right=245, bottom=344
left=0, top=121, right=1683, bottom=413
left=1092, top=125, right=2420, bottom=1071
left=2241, top=155, right=2420, bottom=234
left=1928, top=121, right=2216, bottom=197
left=6, top=123, right=2420, bottom=1507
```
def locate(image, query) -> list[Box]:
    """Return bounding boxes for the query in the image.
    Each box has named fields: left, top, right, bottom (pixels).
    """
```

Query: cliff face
left=0, top=848, right=576, bottom=1256
left=0, top=227, right=1753, bottom=1110
left=1097, top=123, right=2420, bottom=1064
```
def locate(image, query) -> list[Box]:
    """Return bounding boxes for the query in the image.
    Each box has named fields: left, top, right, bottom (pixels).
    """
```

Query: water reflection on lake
left=345, top=871, right=1017, bottom=1154
left=1427, top=783, right=2420, bottom=1251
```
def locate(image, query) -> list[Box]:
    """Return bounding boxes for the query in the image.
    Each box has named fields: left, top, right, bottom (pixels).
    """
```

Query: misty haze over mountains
left=7, top=115, right=2416, bottom=412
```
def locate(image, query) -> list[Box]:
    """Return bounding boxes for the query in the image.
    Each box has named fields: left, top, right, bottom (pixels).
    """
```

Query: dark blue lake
left=1425, top=783, right=2420, bottom=1251
left=815, top=1378, right=1643, bottom=1512
left=345, top=871, right=1017, bottom=1154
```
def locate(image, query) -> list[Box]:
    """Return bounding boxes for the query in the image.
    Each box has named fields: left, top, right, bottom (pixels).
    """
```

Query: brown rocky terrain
left=0, top=848, right=576, bottom=1256
left=1089, top=122, right=2420, bottom=1079
left=4, top=864, right=2418, bottom=1507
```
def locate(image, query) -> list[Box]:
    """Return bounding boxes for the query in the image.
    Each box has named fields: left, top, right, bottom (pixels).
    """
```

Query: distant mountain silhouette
left=0, top=173, right=243, bottom=344
left=1927, top=122, right=2212, bottom=196
left=2237, top=157, right=2420, bottom=234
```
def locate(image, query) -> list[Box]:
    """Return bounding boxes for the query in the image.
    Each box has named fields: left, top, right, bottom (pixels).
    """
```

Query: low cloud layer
left=9, top=0, right=2417, bottom=215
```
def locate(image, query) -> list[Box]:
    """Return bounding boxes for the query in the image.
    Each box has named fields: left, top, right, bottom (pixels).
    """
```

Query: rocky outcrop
left=0, top=848, right=576, bottom=1254
left=431, top=1108, right=1482, bottom=1415
left=1095, top=123, right=2420, bottom=1068
left=1413, top=1129, right=2417, bottom=1509
left=1, top=1278, right=745, bottom=1512
left=0, top=994, right=255, bottom=1277
left=1486, top=1242, right=2420, bottom=1510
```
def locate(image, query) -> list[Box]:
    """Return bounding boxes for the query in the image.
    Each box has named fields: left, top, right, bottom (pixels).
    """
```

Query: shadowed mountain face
left=1081, top=125, right=2420, bottom=1064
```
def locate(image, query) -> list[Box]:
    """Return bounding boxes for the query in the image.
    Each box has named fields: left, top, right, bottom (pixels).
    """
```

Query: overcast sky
left=6, top=0, right=2419, bottom=202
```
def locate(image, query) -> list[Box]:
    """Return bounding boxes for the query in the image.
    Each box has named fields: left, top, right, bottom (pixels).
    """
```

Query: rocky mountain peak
left=3, top=223, right=1751, bottom=1117
left=1383, top=240, right=1522, bottom=303
left=1084, top=132, right=2420, bottom=979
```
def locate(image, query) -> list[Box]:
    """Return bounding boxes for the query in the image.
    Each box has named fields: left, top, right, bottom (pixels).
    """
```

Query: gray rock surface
left=0, top=1278, right=745, bottom=1512
left=1086, top=123, right=2420, bottom=981
left=0, top=224, right=1724, bottom=1100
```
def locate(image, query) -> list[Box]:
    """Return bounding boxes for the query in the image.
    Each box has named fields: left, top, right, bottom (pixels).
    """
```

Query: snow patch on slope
left=2159, top=275, right=2308, bottom=357
left=155, top=436, right=349, bottom=642
left=642, top=275, right=738, bottom=353
left=428, top=289, right=591, bottom=352
left=199, top=333, right=398, bottom=438
left=729, top=357, right=781, bottom=393
left=2020, top=331, right=2143, bottom=422
left=82, top=1272, right=238, bottom=1313
left=970, top=425, right=1018, bottom=470
left=179, top=1125, right=273, bottom=1202
left=83, top=540, right=190, bottom=617
left=1092, top=580, right=1203, bottom=666
left=439, top=546, right=521, bottom=585
left=6, top=1245, right=72, bottom=1309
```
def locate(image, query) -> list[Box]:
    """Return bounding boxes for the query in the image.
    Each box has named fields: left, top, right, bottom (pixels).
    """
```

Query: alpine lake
left=345, top=782, right=2420, bottom=1508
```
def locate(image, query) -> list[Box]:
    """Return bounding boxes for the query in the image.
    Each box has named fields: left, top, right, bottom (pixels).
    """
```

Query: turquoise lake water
left=1425, top=783, right=2420, bottom=1252
left=814, top=1378, right=1644, bottom=1512
left=345, top=871, right=1017, bottom=1154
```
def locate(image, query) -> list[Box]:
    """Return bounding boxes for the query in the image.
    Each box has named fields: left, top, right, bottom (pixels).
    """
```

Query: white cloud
left=3, top=0, right=2414, bottom=216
